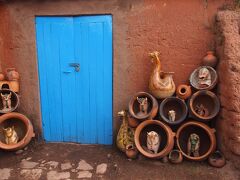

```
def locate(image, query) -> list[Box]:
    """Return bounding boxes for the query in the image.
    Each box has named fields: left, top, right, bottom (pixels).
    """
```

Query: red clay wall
left=0, top=0, right=232, bottom=138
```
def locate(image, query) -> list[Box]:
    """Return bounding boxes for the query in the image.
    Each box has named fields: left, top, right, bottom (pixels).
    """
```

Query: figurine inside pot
left=198, top=67, right=211, bottom=88
left=168, top=110, right=176, bottom=122
left=3, top=126, right=19, bottom=145
left=116, top=110, right=135, bottom=152
left=187, top=133, right=200, bottom=157
left=125, top=144, right=138, bottom=159
left=195, top=104, right=209, bottom=117
left=136, top=97, right=149, bottom=118
left=147, top=131, right=161, bottom=154
left=1, top=92, right=12, bottom=111
left=149, top=51, right=175, bottom=99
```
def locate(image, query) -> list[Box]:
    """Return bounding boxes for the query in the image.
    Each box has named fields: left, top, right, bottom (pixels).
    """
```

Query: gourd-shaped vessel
left=149, top=51, right=176, bottom=99
left=116, top=110, right=135, bottom=152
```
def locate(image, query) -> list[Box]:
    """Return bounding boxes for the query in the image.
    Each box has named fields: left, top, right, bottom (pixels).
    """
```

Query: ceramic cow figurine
left=147, top=131, right=161, bottom=154
left=136, top=97, right=148, bottom=117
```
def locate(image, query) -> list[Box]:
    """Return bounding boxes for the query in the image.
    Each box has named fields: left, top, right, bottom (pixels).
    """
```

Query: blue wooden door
left=35, top=16, right=112, bottom=145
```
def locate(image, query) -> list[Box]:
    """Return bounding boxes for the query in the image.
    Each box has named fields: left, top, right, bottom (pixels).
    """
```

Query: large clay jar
left=208, top=151, right=226, bottom=168
left=0, top=112, right=35, bottom=151
left=176, top=84, right=192, bottom=100
left=168, top=149, right=183, bottom=164
left=149, top=51, right=176, bottom=99
left=202, top=51, right=218, bottom=68
left=6, top=68, right=20, bottom=81
left=125, top=144, right=138, bottom=159
left=0, top=73, right=5, bottom=81
left=134, top=120, right=175, bottom=159
left=176, top=121, right=216, bottom=161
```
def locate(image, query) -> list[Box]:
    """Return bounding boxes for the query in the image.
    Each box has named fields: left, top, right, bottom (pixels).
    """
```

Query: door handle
left=69, top=63, right=80, bottom=72
left=63, top=71, right=71, bottom=73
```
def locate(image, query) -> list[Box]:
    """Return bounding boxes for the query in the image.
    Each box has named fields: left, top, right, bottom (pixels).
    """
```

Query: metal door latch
left=69, top=63, right=80, bottom=72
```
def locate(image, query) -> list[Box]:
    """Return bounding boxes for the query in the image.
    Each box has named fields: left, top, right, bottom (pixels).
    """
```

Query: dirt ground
left=0, top=142, right=239, bottom=180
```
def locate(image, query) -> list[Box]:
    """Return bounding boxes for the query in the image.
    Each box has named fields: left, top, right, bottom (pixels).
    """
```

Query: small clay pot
left=6, top=68, right=20, bottom=81
left=169, top=149, right=183, bottom=164
left=176, top=84, right=192, bottom=100
left=125, top=144, right=138, bottom=159
left=0, top=73, right=5, bottom=81
left=128, top=116, right=139, bottom=128
left=202, top=51, right=218, bottom=68
left=208, top=151, right=226, bottom=168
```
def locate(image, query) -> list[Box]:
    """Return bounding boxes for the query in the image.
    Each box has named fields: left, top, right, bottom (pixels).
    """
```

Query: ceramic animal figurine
left=168, top=110, right=176, bottom=122
left=3, top=126, right=19, bottom=145
left=1, top=92, right=12, bottom=110
left=195, top=104, right=209, bottom=117
left=198, top=67, right=211, bottom=88
left=116, top=110, right=135, bottom=152
left=136, top=97, right=148, bottom=117
left=187, top=133, right=200, bottom=157
left=147, top=131, right=161, bottom=154
left=149, top=51, right=176, bottom=99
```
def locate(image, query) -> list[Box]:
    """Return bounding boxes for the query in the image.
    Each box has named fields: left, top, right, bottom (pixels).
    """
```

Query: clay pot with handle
left=202, top=51, right=218, bottom=68
left=0, top=73, right=5, bottom=81
left=125, top=144, right=138, bottom=159
left=169, top=149, right=183, bottom=164
left=208, top=151, right=226, bottom=168
left=176, top=84, right=192, bottom=100
left=6, top=68, right=20, bottom=81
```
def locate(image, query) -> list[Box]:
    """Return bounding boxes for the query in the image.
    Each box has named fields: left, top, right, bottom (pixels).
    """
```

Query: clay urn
left=176, top=84, right=192, bottom=100
left=6, top=68, right=20, bottom=81
left=0, top=73, right=5, bottom=81
left=168, top=149, right=183, bottom=164
left=202, top=51, right=218, bottom=68
left=208, top=151, right=226, bottom=168
left=125, top=144, right=138, bottom=159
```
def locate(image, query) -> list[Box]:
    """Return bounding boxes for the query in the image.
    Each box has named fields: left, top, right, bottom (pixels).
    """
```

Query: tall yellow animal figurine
left=116, top=110, right=135, bottom=152
left=149, top=51, right=176, bottom=99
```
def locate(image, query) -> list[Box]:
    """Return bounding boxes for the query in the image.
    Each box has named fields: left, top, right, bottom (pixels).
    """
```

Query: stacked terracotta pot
left=117, top=51, right=226, bottom=167
left=0, top=68, right=34, bottom=151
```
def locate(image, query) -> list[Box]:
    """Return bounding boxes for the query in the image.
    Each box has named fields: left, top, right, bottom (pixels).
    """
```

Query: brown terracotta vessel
left=176, top=84, right=192, bottom=100
left=125, top=144, right=138, bottom=159
left=202, top=51, right=218, bottom=68
left=128, top=116, right=139, bottom=128
left=0, top=73, right=5, bottom=81
left=176, top=121, right=216, bottom=161
left=134, top=120, right=175, bottom=159
left=6, top=68, right=20, bottom=81
left=168, top=149, right=183, bottom=164
left=208, top=151, right=226, bottom=168
left=0, top=112, right=35, bottom=151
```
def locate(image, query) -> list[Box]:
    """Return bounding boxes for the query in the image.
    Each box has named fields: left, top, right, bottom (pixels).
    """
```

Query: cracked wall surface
left=216, top=10, right=240, bottom=167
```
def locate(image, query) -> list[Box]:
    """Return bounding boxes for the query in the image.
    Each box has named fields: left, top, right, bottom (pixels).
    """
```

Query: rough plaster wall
left=216, top=10, right=240, bottom=167
left=0, top=0, right=232, bottom=140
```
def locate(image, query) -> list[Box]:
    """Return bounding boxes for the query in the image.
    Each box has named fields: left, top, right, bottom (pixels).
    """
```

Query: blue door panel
left=35, top=15, right=113, bottom=144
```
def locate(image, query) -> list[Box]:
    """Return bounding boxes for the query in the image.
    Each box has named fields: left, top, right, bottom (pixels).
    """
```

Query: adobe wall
left=0, top=0, right=232, bottom=139
left=216, top=10, right=240, bottom=167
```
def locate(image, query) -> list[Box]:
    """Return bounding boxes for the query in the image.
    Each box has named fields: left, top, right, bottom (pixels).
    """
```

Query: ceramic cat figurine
left=147, top=131, right=161, bottom=154
left=168, top=110, right=176, bottom=122
left=116, top=110, right=135, bottom=152
left=3, top=126, right=19, bottom=145
left=1, top=92, right=12, bottom=110
left=187, top=133, right=200, bottom=157
left=136, top=97, right=148, bottom=117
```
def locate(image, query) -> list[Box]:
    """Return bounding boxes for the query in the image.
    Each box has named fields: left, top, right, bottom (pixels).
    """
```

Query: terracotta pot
left=6, top=68, right=20, bottom=81
left=168, top=149, right=183, bottom=164
left=0, top=89, right=20, bottom=114
left=189, top=90, right=220, bottom=121
left=208, top=151, right=226, bottom=168
left=176, top=121, right=216, bottom=161
left=159, top=97, right=188, bottom=125
left=125, top=144, right=138, bottom=159
left=134, top=120, right=175, bottom=159
left=0, top=73, right=5, bottom=81
left=202, top=51, right=218, bottom=68
left=128, top=116, right=139, bottom=128
left=176, top=84, right=192, bottom=100
left=128, top=92, right=158, bottom=121
left=0, top=112, right=35, bottom=151
left=189, top=66, right=218, bottom=91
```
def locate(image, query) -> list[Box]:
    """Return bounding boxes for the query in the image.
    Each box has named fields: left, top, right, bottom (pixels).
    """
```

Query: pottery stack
left=0, top=68, right=34, bottom=151
left=116, top=51, right=226, bottom=168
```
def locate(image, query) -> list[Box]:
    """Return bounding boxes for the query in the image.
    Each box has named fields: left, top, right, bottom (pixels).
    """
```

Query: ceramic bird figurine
left=149, top=51, right=176, bottom=99
left=116, top=110, right=135, bottom=152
